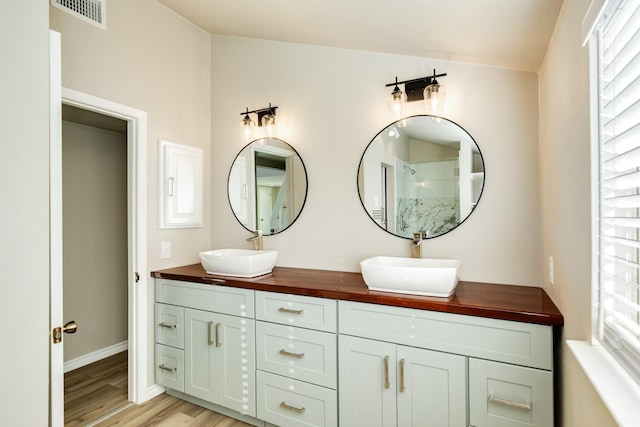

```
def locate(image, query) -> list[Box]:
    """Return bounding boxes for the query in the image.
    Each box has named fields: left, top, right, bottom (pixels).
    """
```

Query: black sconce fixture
left=240, top=103, right=278, bottom=141
left=385, top=69, right=447, bottom=119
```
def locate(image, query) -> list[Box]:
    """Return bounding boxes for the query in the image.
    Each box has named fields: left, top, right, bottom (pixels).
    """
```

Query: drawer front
left=255, top=291, right=337, bottom=332
left=155, top=303, right=184, bottom=349
left=257, top=370, right=337, bottom=427
left=155, top=279, right=254, bottom=317
left=339, top=301, right=553, bottom=370
left=469, top=358, right=553, bottom=427
left=155, top=343, right=184, bottom=392
left=256, top=321, right=337, bottom=389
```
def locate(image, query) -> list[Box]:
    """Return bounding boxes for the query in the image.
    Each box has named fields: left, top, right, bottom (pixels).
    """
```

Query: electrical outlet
left=548, top=256, right=554, bottom=285
left=161, top=241, right=171, bottom=259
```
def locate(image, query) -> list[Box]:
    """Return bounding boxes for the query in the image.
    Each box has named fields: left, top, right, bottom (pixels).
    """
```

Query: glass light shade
left=388, top=86, right=407, bottom=120
left=261, top=113, right=276, bottom=137
left=424, top=82, right=445, bottom=115
left=240, top=115, right=255, bottom=142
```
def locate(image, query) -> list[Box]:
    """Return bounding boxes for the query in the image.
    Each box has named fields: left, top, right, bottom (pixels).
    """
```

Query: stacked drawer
left=154, top=303, right=185, bottom=392
left=255, top=291, right=338, bottom=427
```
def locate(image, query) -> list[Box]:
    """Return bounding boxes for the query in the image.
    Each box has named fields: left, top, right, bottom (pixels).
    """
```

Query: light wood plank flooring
left=64, top=351, right=251, bottom=426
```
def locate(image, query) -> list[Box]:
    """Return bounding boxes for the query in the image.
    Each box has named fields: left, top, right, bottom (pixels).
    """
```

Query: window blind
left=597, top=0, right=640, bottom=384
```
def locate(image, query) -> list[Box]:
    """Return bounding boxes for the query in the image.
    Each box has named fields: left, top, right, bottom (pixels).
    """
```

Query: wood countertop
left=151, top=264, right=563, bottom=327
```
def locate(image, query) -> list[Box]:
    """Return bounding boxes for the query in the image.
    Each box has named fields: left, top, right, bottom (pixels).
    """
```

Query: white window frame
left=572, top=0, right=640, bottom=425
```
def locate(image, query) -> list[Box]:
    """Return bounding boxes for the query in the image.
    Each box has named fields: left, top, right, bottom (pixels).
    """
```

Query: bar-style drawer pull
left=384, top=356, right=390, bottom=389
left=278, top=307, right=304, bottom=315
left=280, top=401, right=305, bottom=414
left=488, top=394, right=532, bottom=411
left=158, top=322, right=176, bottom=329
left=215, top=322, right=222, bottom=347
left=279, top=349, right=305, bottom=359
left=158, top=364, right=176, bottom=373
left=399, top=359, right=405, bottom=393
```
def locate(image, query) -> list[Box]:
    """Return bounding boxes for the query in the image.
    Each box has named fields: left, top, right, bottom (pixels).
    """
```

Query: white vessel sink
left=199, top=249, right=278, bottom=278
left=360, top=256, right=460, bottom=297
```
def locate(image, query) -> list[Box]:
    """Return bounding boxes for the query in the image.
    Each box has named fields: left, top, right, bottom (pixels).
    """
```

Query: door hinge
left=135, top=272, right=140, bottom=283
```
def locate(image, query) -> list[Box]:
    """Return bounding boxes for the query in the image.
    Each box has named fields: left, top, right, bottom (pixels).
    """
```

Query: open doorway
left=50, top=87, right=150, bottom=427
left=61, top=105, right=131, bottom=424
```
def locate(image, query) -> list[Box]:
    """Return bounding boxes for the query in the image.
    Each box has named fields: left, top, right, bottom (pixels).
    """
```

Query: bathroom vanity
left=151, top=264, right=562, bottom=427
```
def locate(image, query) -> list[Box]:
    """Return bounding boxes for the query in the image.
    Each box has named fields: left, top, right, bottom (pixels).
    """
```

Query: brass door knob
left=63, top=320, right=77, bottom=334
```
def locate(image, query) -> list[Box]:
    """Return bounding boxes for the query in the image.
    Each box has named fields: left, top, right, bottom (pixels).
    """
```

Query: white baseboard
left=143, top=384, right=166, bottom=402
left=64, top=341, right=128, bottom=373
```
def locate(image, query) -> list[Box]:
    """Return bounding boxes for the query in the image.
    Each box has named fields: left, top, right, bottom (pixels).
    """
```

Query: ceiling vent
left=51, top=0, right=106, bottom=30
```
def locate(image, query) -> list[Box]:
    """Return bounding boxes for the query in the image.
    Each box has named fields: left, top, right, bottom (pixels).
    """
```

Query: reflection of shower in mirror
left=403, top=165, right=416, bottom=175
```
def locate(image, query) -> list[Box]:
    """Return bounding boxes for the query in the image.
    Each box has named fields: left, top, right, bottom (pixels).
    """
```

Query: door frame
left=51, top=86, right=149, bottom=426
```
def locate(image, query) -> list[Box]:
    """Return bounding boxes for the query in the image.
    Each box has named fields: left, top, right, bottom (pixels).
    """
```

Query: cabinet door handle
left=278, top=307, right=304, bottom=314
left=158, top=364, right=176, bottom=373
left=399, top=358, right=405, bottom=393
left=488, top=394, right=532, bottom=411
left=158, top=322, right=176, bottom=329
left=215, top=322, right=222, bottom=347
left=168, top=177, right=174, bottom=197
left=207, top=321, right=214, bottom=345
left=279, top=349, right=305, bottom=359
left=383, top=355, right=390, bottom=389
left=280, top=401, right=305, bottom=414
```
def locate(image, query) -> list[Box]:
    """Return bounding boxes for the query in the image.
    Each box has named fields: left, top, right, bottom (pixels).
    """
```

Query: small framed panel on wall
left=158, top=139, right=203, bottom=229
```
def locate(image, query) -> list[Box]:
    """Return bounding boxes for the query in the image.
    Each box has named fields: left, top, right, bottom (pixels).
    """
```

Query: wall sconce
left=239, top=103, right=278, bottom=141
left=385, top=69, right=447, bottom=118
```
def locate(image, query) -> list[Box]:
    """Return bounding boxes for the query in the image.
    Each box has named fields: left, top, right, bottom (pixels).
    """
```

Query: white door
left=338, top=335, right=396, bottom=427
left=50, top=30, right=65, bottom=427
left=396, top=346, right=467, bottom=427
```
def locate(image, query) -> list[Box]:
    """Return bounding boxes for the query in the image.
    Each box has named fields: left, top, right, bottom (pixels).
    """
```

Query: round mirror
left=357, top=115, right=485, bottom=239
left=228, top=138, right=308, bottom=235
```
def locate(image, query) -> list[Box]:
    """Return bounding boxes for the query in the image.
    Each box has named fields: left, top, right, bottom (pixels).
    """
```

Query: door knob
left=63, top=320, right=77, bottom=334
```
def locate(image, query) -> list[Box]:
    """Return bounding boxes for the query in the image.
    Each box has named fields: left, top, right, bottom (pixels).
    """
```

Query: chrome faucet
left=247, top=230, right=263, bottom=250
left=410, top=231, right=428, bottom=258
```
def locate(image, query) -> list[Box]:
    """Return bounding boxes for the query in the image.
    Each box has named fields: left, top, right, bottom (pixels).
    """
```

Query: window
left=594, top=0, right=640, bottom=385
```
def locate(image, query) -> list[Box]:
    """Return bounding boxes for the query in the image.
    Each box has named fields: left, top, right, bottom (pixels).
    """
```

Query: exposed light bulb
left=262, top=113, right=276, bottom=137
left=388, top=80, right=407, bottom=120
left=424, top=71, right=445, bottom=116
left=240, top=114, right=255, bottom=142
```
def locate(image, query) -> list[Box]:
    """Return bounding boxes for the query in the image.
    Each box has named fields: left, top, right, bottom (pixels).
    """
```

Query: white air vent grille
left=51, top=0, right=106, bottom=30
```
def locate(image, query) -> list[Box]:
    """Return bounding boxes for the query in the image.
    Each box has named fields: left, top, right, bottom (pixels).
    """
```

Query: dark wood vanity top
left=151, top=264, right=563, bottom=326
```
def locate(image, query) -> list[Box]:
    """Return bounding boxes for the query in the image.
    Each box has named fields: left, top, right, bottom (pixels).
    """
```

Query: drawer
left=155, top=343, right=184, bottom=392
left=257, top=370, right=337, bottom=427
left=155, top=279, right=254, bottom=317
left=256, top=321, right=337, bottom=389
left=339, top=301, right=553, bottom=370
left=255, top=291, right=337, bottom=332
left=469, top=358, right=553, bottom=427
left=155, top=303, right=184, bottom=348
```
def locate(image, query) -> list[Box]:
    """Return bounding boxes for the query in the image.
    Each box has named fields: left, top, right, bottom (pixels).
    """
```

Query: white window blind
left=596, top=0, right=640, bottom=384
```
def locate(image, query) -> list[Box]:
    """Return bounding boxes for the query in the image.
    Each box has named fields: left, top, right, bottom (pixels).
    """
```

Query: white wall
left=0, top=0, right=51, bottom=424
left=211, top=36, right=541, bottom=286
left=50, top=0, right=211, bottom=390
left=539, top=0, right=617, bottom=425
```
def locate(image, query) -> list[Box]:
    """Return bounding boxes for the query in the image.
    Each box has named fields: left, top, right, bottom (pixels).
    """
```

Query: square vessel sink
left=360, top=256, right=460, bottom=297
left=199, top=249, right=278, bottom=278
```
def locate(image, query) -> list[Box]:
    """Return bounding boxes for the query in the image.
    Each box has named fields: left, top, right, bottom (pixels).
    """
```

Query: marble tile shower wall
left=396, top=160, right=460, bottom=236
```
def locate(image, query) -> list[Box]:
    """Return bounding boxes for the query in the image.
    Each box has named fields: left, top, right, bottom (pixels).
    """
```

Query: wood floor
left=65, top=351, right=252, bottom=426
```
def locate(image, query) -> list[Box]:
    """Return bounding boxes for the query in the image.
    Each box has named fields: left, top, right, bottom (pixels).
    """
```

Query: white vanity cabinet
left=255, top=291, right=338, bottom=427
left=339, top=300, right=555, bottom=427
left=154, top=279, right=256, bottom=417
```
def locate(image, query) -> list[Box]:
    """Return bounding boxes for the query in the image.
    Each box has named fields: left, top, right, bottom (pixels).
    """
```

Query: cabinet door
left=216, top=312, right=256, bottom=417
left=397, top=346, right=467, bottom=427
left=339, top=335, right=396, bottom=427
left=184, top=308, right=218, bottom=402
